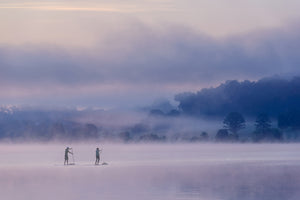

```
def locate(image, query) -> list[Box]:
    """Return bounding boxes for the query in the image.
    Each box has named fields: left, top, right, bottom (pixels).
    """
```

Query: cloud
left=0, top=1, right=177, bottom=13
left=1, top=22, right=300, bottom=106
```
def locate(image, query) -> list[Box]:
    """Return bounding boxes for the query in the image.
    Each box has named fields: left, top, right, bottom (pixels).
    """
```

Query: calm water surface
left=0, top=143, right=299, bottom=200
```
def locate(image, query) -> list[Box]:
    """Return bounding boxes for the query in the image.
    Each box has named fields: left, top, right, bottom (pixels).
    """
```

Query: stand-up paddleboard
left=98, top=148, right=108, bottom=165
left=94, top=162, right=108, bottom=166
left=54, top=162, right=108, bottom=167
left=54, top=163, right=76, bottom=166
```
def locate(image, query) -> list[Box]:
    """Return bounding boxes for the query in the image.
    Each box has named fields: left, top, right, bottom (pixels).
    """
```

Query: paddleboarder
left=95, top=147, right=101, bottom=165
left=64, top=147, right=73, bottom=165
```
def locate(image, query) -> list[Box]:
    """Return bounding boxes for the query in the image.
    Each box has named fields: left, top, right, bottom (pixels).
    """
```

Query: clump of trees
left=223, top=112, right=245, bottom=140
left=216, top=112, right=245, bottom=142
left=215, top=112, right=284, bottom=142
left=252, top=114, right=282, bottom=142
left=278, top=110, right=300, bottom=140
left=215, top=129, right=230, bottom=142
left=190, top=132, right=209, bottom=142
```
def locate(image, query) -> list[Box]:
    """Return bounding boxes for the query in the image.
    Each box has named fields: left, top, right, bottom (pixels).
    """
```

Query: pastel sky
left=1, top=0, right=300, bottom=108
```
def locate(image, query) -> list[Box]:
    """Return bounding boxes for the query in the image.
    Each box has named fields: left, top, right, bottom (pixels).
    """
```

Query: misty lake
left=1, top=143, right=300, bottom=200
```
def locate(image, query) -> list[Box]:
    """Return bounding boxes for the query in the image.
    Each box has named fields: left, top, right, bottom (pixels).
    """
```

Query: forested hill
left=175, top=76, right=300, bottom=118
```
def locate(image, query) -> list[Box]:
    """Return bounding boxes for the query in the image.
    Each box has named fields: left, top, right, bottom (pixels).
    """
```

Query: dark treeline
left=175, top=76, right=300, bottom=118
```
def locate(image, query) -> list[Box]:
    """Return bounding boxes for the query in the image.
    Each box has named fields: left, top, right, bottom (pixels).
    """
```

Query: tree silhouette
left=200, top=132, right=209, bottom=140
left=223, top=112, right=245, bottom=139
left=215, top=129, right=229, bottom=141
left=253, top=113, right=283, bottom=142
left=255, top=113, right=271, bottom=131
left=253, top=114, right=271, bottom=141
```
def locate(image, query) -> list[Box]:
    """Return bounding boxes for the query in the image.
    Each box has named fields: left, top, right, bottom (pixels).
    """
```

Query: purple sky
left=1, top=0, right=300, bottom=108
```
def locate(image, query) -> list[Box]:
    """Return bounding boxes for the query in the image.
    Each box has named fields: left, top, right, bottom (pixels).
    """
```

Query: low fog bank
left=1, top=144, right=300, bottom=200
left=0, top=106, right=221, bottom=143
left=0, top=103, right=299, bottom=143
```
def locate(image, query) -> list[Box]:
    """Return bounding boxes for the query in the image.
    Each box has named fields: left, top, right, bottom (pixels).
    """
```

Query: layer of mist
left=1, top=76, right=300, bottom=142
left=0, top=106, right=221, bottom=142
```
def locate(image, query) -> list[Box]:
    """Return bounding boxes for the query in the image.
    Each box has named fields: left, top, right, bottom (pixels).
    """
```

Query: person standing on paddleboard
left=95, top=147, right=101, bottom=165
left=64, top=147, right=73, bottom=165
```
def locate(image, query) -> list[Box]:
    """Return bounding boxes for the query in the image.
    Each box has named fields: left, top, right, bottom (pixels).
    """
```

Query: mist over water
left=1, top=143, right=300, bottom=200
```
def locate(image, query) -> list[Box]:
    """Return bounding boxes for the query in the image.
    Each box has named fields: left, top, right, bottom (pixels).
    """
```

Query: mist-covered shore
left=1, top=76, right=300, bottom=143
